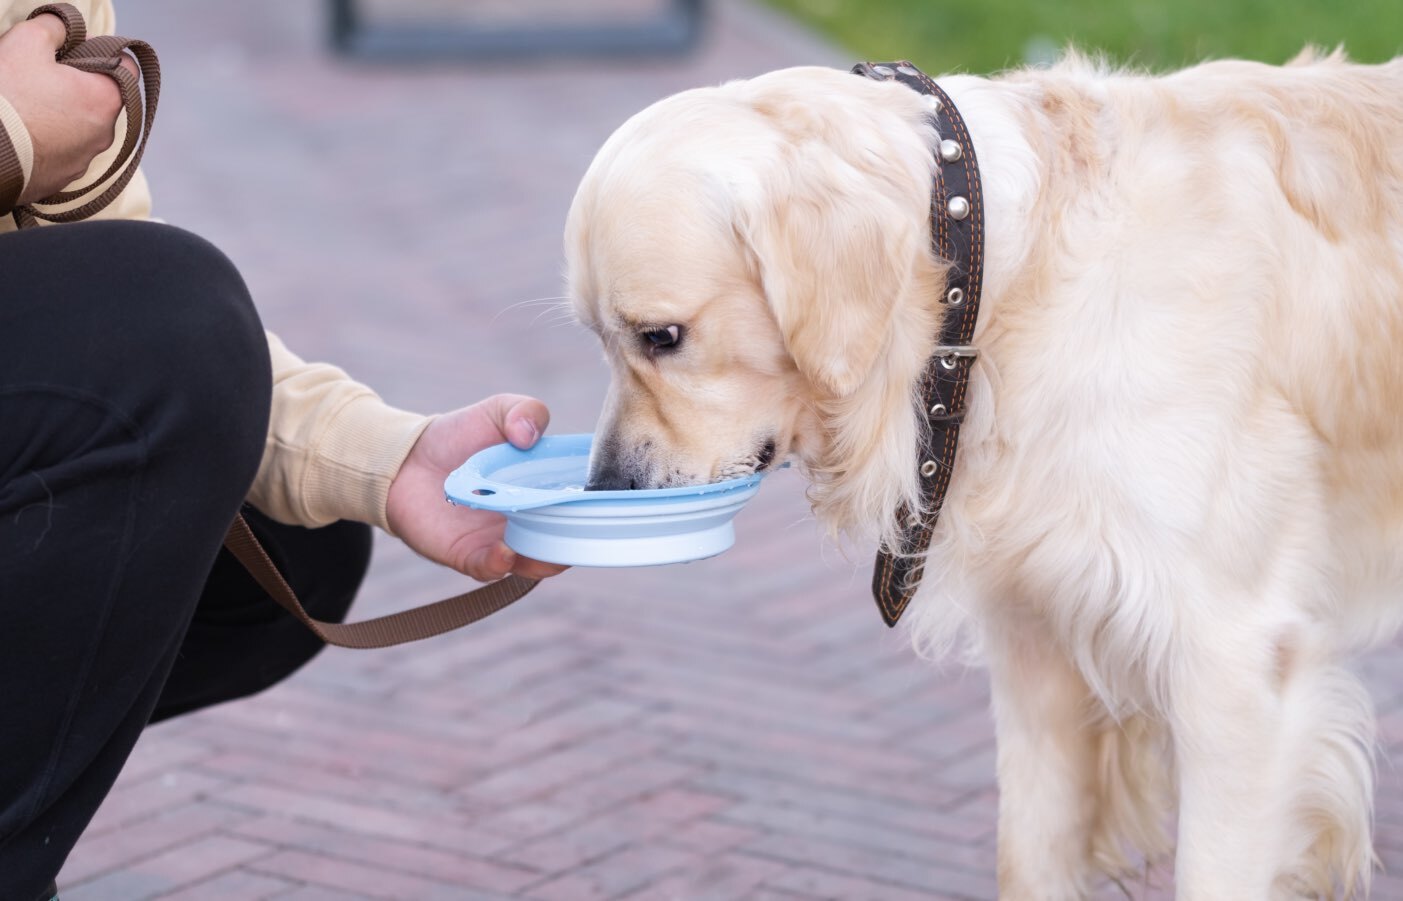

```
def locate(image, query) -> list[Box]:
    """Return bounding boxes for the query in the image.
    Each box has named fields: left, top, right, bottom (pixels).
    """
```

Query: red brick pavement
left=53, top=1, right=1403, bottom=898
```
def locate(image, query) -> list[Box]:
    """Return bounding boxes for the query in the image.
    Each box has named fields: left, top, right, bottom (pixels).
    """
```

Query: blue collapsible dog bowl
left=443, top=434, right=765, bottom=567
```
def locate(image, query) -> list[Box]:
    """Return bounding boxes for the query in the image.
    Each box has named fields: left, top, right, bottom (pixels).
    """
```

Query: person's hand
left=0, top=12, right=137, bottom=204
left=386, top=395, right=568, bottom=583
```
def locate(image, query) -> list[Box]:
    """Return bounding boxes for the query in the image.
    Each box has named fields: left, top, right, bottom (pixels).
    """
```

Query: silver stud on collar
left=929, top=403, right=948, bottom=417
left=940, top=355, right=960, bottom=370
left=897, top=65, right=919, bottom=77
left=920, top=460, right=939, bottom=477
left=939, top=139, right=963, bottom=163
left=924, top=95, right=943, bottom=113
left=947, top=196, right=970, bottom=220
left=871, top=65, right=895, bottom=78
left=945, top=287, right=965, bottom=306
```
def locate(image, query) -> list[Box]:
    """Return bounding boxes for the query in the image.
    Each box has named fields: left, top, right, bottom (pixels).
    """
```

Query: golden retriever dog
left=565, top=51, right=1403, bottom=899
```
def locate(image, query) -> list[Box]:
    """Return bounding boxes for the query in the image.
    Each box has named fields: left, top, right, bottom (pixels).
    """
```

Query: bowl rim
left=444, top=433, right=765, bottom=513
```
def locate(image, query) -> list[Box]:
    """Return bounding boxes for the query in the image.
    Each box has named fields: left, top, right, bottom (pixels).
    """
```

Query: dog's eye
left=643, top=325, right=683, bottom=352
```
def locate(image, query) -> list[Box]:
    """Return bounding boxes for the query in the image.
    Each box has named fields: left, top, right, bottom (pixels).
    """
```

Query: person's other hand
left=0, top=12, right=138, bottom=204
left=386, top=395, right=568, bottom=583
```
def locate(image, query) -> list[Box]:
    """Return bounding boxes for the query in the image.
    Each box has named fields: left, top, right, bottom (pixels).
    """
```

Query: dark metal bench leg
left=329, top=0, right=705, bottom=60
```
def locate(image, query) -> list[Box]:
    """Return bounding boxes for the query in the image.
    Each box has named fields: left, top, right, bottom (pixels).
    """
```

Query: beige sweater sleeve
left=0, top=92, right=34, bottom=204
left=250, top=332, right=432, bottom=533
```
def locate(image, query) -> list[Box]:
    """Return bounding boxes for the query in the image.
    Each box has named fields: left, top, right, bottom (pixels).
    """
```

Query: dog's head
left=567, top=67, right=944, bottom=528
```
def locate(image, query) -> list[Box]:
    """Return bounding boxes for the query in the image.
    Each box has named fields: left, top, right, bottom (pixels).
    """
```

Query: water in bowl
left=490, top=454, right=590, bottom=493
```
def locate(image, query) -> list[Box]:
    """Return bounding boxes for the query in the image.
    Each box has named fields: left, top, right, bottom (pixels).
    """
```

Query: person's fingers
left=477, top=394, right=551, bottom=449
left=76, top=66, right=125, bottom=129
left=512, top=557, right=569, bottom=581
left=24, top=13, right=70, bottom=53
left=116, top=51, right=139, bottom=82
left=463, top=541, right=516, bottom=582
left=463, top=541, right=566, bottom=583
left=90, top=54, right=142, bottom=124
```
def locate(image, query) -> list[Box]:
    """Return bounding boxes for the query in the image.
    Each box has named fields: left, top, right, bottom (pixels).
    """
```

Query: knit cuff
left=0, top=94, right=33, bottom=214
left=299, top=394, right=433, bottom=534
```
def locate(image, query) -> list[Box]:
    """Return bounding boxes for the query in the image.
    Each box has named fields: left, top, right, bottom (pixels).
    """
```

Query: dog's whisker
left=491, top=295, right=573, bottom=324
left=501, top=294, right=570, bottom=311
left=530, top=306, right=580, bottom=327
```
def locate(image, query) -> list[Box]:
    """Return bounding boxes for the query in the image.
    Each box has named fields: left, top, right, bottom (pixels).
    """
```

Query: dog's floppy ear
left=735, top=139, right=931, bottom=398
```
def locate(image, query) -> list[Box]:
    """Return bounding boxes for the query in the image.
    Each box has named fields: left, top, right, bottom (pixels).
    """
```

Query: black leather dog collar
left=852, top=61, right=986, bottom=627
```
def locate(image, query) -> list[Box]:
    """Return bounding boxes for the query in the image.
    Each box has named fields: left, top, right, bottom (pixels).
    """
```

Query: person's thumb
left=478, top=394, right=550, bottom=450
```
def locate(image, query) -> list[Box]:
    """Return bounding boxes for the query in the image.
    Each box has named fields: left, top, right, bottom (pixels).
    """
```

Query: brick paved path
left=56, top=2, right=1403, bottom=898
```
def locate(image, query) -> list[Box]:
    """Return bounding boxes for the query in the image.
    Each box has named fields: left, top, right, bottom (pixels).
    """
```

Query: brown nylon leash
left=5, top=5, right=542, bottom=648
left=10, top=3, right=160, bottom=229
left=225, top=514, right=539, bottom=649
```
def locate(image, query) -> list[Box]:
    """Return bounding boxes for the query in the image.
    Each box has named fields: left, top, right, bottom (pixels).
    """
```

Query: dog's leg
left=1169, top=623, right=1375, bottom=899
left=1169, top=635, right=1286, bottom=899
left=987, top=619, right=1100, bottom=900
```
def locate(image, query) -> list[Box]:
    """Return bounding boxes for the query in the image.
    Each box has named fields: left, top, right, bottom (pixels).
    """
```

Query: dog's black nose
left=757, top=438, right=777, bottom=470
left=586, top=471, right=637, bottom=491
left=586, top=441, right=639, bottom=491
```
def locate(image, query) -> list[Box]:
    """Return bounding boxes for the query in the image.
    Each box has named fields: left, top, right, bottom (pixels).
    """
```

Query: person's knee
left=112, top=222, right=268, bottom=390
left=96, top=223, right=272, bottom=492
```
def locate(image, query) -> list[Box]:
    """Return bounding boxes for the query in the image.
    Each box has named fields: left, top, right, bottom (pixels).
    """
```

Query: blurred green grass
left=764, top=0, right=1403, bottom=73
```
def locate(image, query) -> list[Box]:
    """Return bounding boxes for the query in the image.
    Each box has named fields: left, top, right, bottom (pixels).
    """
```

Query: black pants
left=0, top=221, right=370, bottom=896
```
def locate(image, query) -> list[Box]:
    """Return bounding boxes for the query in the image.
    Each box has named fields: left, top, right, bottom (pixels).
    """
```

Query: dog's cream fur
left=565, top=52, right=1403, bottom=898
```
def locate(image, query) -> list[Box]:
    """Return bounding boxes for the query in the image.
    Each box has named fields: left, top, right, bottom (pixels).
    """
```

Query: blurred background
left=57, top=2, right=1403, bottom=899
left=771, top=0, right=1403, bottom=69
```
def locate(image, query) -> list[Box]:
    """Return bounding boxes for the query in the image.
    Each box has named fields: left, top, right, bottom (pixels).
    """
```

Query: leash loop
left=10, top=3, right=160, bottom=229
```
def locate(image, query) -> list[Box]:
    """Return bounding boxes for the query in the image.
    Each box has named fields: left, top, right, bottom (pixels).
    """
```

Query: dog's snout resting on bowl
left=566, top=54, right=1403, bottom=898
